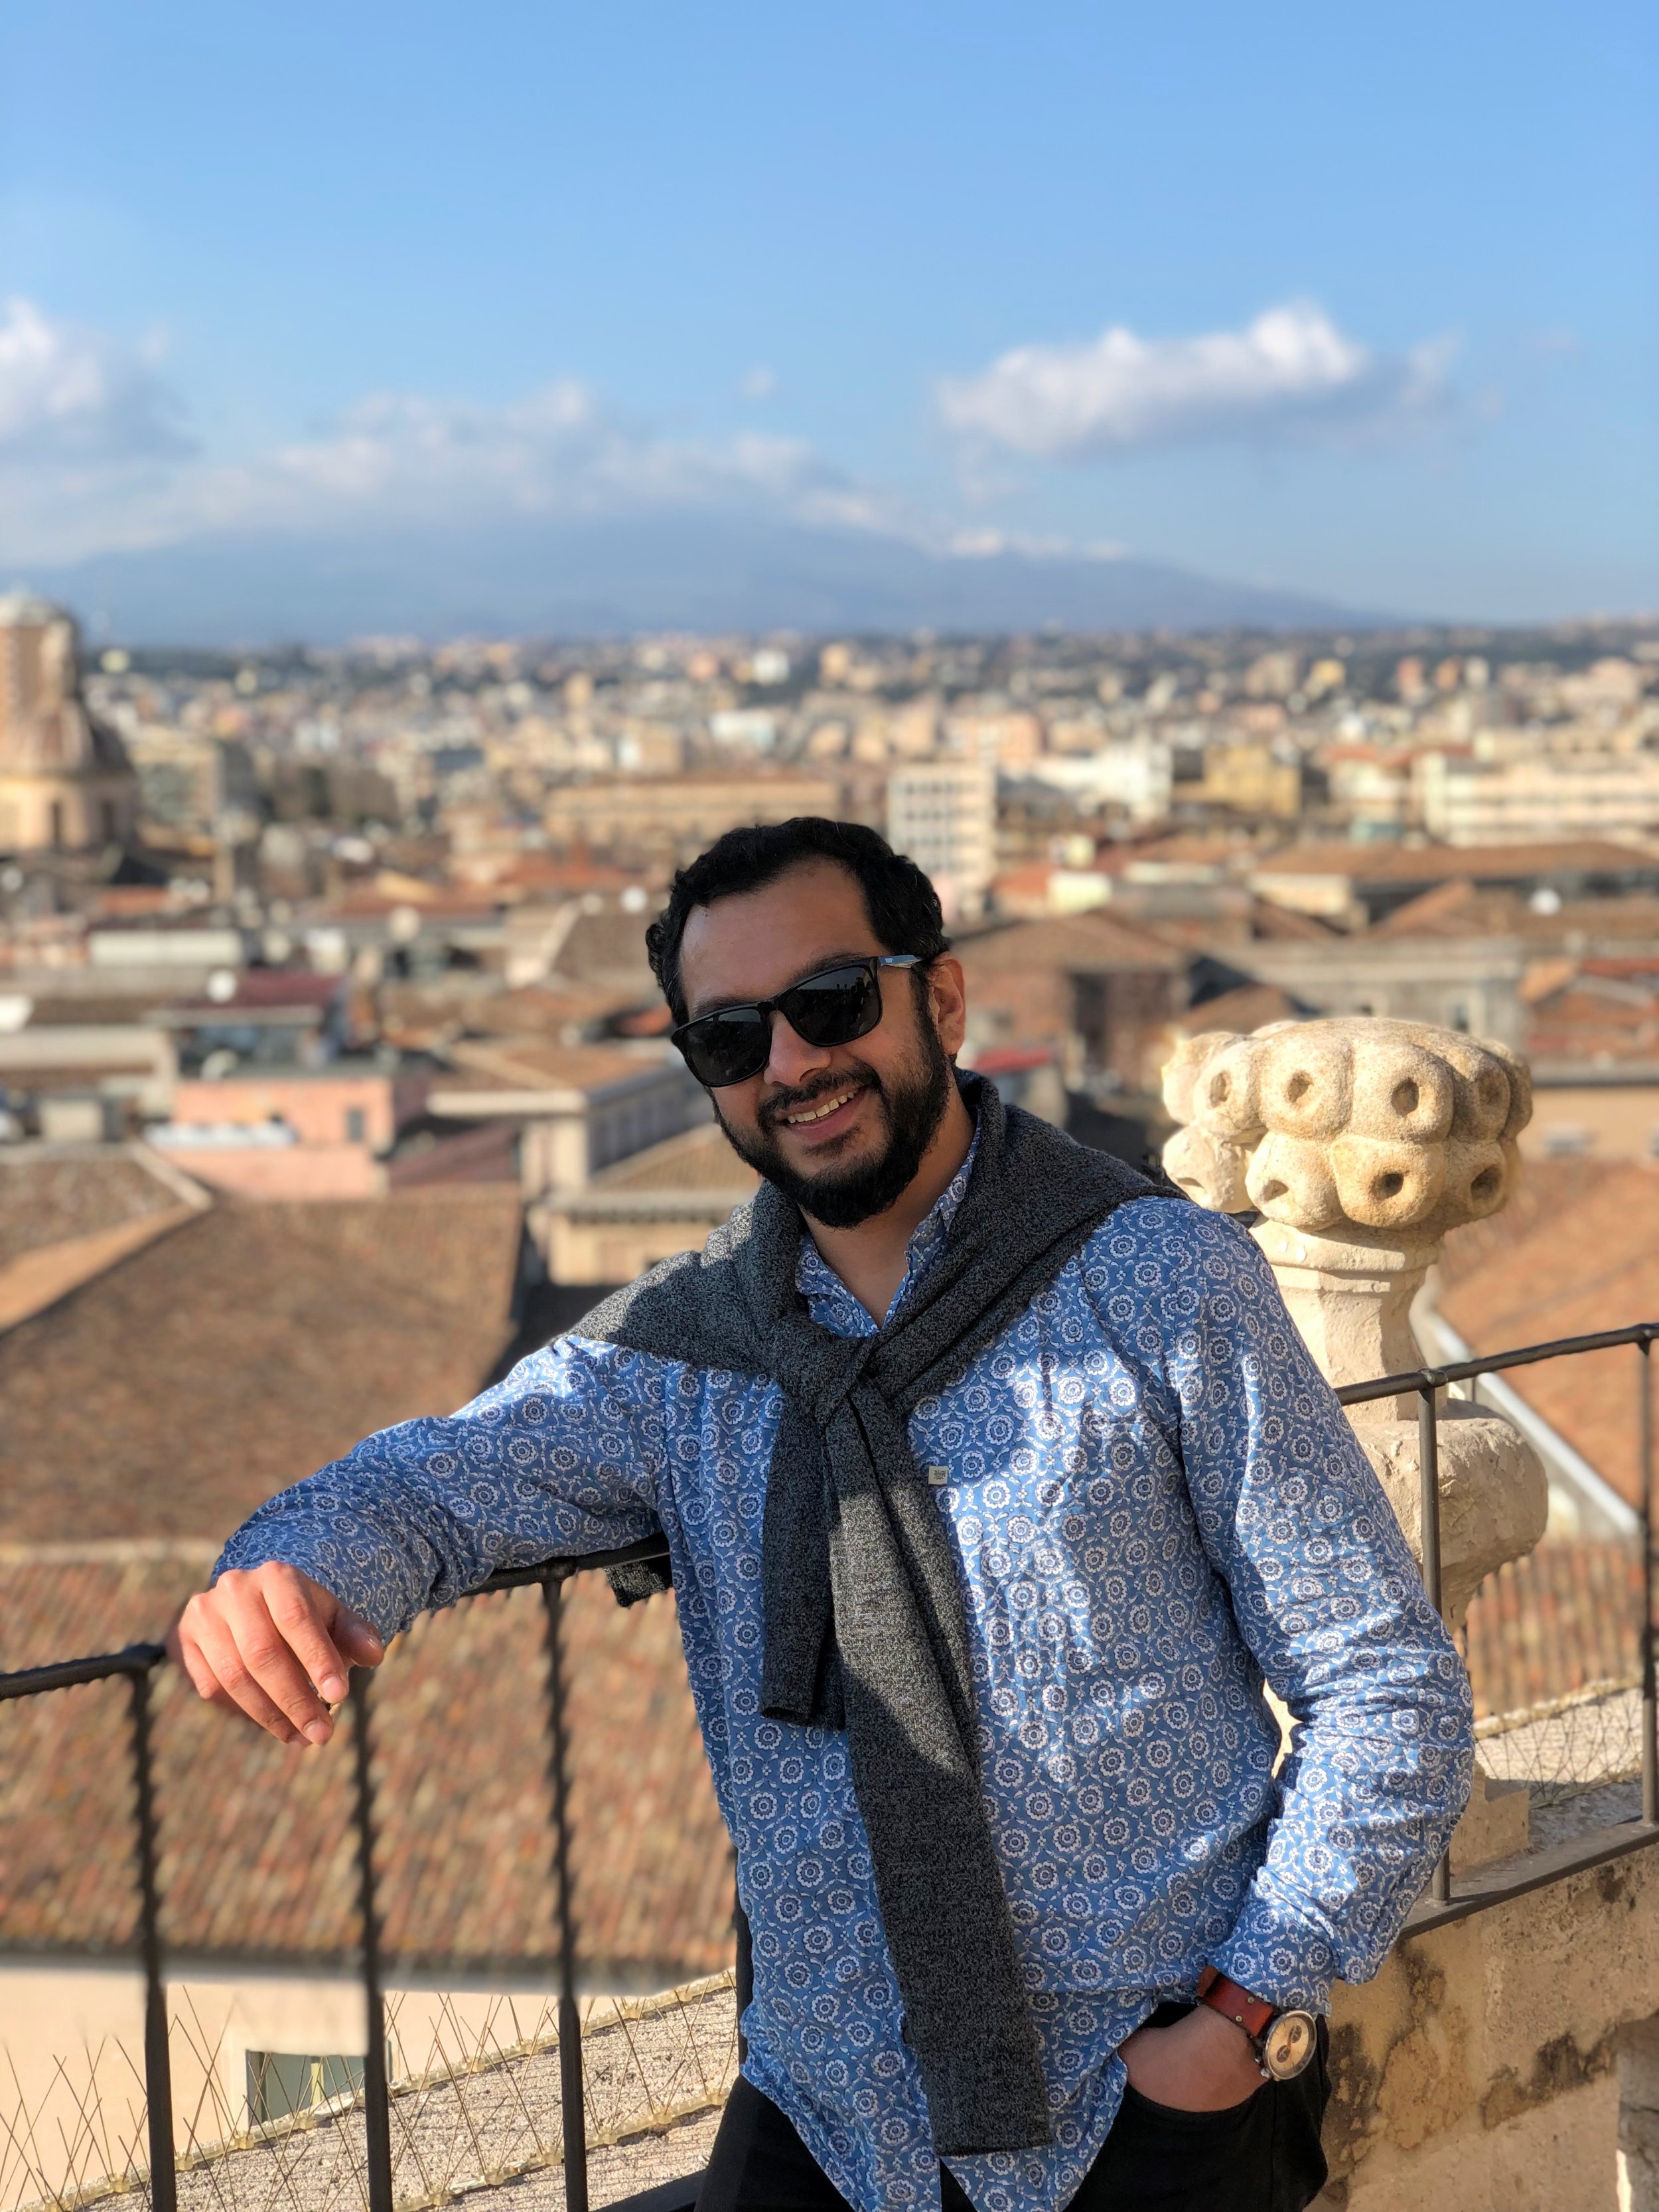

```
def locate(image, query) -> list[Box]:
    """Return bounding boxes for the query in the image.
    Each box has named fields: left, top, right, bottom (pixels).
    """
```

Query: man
left=177, top=818, right=1473, bottom=2212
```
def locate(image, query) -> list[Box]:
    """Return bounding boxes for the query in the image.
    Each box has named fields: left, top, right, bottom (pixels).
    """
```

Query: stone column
left=1162, top=1015, right=1550, bottom=1869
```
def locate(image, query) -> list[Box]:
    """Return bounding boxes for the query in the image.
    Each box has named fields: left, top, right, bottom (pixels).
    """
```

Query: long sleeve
left=214, top=1337, right=670, bottom=1641
left=1154, top=1208, right=1474, bottom=2011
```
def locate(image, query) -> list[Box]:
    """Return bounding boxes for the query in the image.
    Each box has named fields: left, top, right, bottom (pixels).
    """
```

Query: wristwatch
left=1196, top=1966, right=1318, bottom=2081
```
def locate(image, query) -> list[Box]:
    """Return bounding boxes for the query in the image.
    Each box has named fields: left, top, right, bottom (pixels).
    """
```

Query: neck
left=804, top=1081, right=976, bottom=1323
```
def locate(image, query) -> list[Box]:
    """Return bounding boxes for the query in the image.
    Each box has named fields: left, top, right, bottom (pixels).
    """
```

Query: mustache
left=757, top=1067, right=880, bottom=1133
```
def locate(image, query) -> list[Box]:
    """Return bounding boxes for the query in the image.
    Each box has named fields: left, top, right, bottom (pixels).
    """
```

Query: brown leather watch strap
left=1196, top=1964, right=1276, bottom=2043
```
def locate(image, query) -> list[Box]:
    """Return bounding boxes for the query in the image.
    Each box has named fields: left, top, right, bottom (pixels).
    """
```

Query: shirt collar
left=795, top=1114, right=980, bottom=1331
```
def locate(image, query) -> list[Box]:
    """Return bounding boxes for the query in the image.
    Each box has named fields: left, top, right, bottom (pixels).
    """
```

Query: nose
left=763, top=1007, right=835, bottom=1089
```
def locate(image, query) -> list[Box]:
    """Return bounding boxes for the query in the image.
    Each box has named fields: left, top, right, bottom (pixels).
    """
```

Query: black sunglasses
left=672, top=954, right=922, bottom=1089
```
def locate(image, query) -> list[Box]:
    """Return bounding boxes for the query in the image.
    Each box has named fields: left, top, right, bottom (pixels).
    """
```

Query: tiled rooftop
left=1524, top=961, right=1659, bottom=1066
left=1437, top=1157, right=1659, bottom=1507
left=441, top=1040, right=672, bottom=1094
left=1252, top=838, right=1659, bottom=884
left=586, top=1124, right=753, bottom=1198
left=956, top=909, right=1185, bottom=975
left=0, top=1552, right=732, bottom=1982
left=1179, top=982, right=1299, bottom=1035
left=0, top=1145, right=190, bottom=1264
left=1461, top=1536, right=1642, bottom=1718
left=0, top=1189, right=524, bottom=1542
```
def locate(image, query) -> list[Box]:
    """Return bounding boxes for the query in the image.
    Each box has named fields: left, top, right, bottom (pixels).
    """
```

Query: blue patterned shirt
left=218, top=1149, right=1473, bottom=2212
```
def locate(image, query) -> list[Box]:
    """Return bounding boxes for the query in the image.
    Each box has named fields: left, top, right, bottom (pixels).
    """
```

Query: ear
left=924, top=954, right=968, bottom=1058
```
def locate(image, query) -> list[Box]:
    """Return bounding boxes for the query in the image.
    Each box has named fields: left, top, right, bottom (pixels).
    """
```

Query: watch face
left=1262, top=2011, right=1317, bottom=2081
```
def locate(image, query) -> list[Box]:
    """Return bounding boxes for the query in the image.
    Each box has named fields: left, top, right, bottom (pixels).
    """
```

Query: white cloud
left=0, top=299, right=908, bottom=565
left=0, top=296, right=190, bottom=463
left=938, top=301, right=1455, bottom=459
left=186, top=390, right=900, bottom=544
left=946, top=526, right=1121, bottom=561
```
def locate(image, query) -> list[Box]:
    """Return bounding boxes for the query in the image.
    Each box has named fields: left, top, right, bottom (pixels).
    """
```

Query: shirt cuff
left=1206, top=1895, right=1338, bottom=2016
left=214, top=1518, right=413, bottom=1645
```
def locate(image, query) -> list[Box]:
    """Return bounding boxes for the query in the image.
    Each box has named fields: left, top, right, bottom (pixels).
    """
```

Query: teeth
left=783, top=1089, right=857, bottom=1126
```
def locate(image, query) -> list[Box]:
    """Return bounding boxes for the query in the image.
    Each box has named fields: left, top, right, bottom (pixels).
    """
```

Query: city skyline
left=2, top=0, right=1655, bottom=628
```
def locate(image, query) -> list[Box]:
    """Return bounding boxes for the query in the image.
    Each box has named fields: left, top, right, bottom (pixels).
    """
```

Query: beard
left=713, top=1005, right=956, bottom=1230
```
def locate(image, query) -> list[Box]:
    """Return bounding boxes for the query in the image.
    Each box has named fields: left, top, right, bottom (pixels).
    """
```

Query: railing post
left=541, top=1574, right=588, bottom=2212
left=1641, top=1337, right=1657, bottom=1829
left=127, top=1664, right=176, bottom=2212
left=348, top=1670, right=394, bottom=2212
left=1418, top=1379, right=1451, bottom=1903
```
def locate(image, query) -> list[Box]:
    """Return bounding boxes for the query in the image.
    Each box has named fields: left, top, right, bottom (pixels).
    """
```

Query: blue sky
left=1, top=0, right=1654, bottom=621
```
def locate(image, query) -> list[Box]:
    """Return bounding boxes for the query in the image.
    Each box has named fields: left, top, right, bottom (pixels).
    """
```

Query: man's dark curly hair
left=645, top=817, right=950, bottom=1023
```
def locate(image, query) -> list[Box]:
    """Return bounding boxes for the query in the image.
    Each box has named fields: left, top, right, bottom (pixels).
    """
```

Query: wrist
left=1196, top=1966, right=1321, bottom=2083
left=1191, top=1995, right=1256, bottom=2056
left=1184, top=2000, right=1265, bottom=2073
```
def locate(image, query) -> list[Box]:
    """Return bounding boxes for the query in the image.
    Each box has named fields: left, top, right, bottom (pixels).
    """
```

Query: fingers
left=266, top=1569, right=354, bottom=1706
left=332, top=1607, right=387, bottom=1671
left=175, top=1587, right=309, bottom=1743
left=173, top=1566, right=373, bottom=1746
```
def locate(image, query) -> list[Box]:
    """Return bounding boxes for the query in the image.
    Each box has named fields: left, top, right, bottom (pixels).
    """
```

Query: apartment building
left=886, top=757, right=997, bottom=917
left=542, top=771, right=843, bottom=862
left=1419, top=749, right=1659, bottom=845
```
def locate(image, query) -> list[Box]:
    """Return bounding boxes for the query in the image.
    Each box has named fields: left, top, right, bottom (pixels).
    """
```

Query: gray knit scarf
left=581, top=1077, right=1170, bottom=2154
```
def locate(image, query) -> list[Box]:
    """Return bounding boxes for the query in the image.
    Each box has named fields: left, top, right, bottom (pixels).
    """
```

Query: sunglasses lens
left=674, top=962, right=892, bottom=1087
left=780, top=964, right=883, bottom=1048
left=676, top=1008, right=770, bottom=1088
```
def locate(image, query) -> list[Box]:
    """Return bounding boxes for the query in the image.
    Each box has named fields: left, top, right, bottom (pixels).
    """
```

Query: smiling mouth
left=778, top=1086, right=863, bottom=1128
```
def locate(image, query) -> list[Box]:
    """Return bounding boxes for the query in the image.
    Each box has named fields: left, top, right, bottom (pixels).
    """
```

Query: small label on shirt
left=926, top=1465, right=950, bottom=1487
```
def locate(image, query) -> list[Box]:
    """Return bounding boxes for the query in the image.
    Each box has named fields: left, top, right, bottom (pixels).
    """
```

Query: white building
left=1015, top=738, right=1173, bottom=826
left=1418, top=749, right=1659, bottom=846
left=887, top=759, right=997, bottom=918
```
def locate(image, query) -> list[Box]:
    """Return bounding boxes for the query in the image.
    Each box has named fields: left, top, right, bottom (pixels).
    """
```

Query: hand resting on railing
left=168, top=1561, right=384, bottom=1747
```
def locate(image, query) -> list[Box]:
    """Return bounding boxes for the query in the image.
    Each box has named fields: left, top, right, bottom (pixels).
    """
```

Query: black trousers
left=697, top=2010, right=1331, bottom=2212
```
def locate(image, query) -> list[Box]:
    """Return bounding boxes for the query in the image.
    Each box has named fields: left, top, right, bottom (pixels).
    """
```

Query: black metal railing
left=0, top=1534, right=710, bottom=2212
left=0, top=1645, right=175, bottom=2211
left=4, top=1329, right=1658, bottom=2212
left=1335, top=1320, right=1659, bottom=1900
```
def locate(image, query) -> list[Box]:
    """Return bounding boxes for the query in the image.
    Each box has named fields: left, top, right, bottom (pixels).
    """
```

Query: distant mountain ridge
left=15, top=513, right=1383, bottom=644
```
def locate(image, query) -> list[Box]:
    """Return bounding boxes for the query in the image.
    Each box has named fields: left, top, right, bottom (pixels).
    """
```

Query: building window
left=1543, top=1125, right=1590, bottom=1158
left=247, top=2051, right=364, bottom=2127
left=101, top=799, right=119, bottom=841
left=345, top=1106, right=367, bottom=1143
left=49, top=800, right=64, bottom=848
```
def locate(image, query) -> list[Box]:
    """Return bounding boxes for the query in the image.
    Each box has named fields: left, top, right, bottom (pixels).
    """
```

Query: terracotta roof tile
left=0, top=1554, right=732, bottom=1982
left=442, top=1041, right=671, bottom=1093
left=1370, top=880, right=1525, bottom=938
left=1179, top=984, right=1298, bottom=1035
left=587, top=1127, right=755, bottom=1199
left=0, top=1146, right=189, bottom=1264
left=1437, top=1159, right=1659, bottom=1507
left=1252, top=840, right=1659, bottom=884
left=0, top=1189, right=524, bottom=1542
left=954, top=911, right=1184, bottom=976
left=1461, top=1538, right=1642, bottom=1718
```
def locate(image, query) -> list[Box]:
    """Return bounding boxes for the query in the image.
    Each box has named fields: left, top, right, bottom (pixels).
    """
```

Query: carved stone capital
left=1163, top=1016, right=1531, bottom=1243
